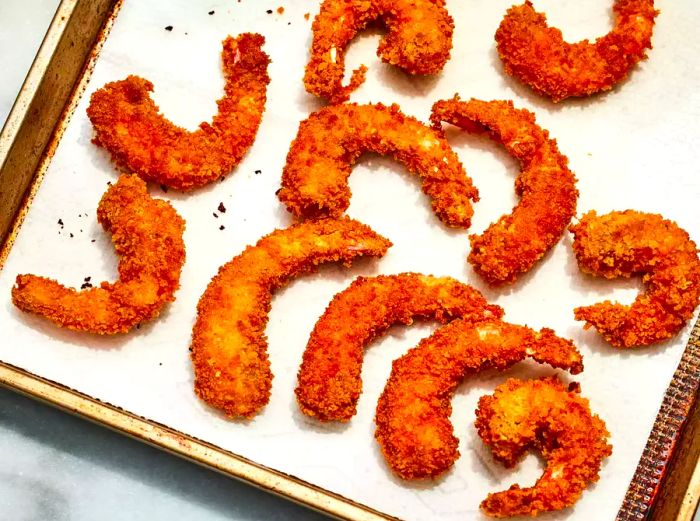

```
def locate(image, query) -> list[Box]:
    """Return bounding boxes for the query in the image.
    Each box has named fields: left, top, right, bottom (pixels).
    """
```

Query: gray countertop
left=0, top=2, right=326, bottom=519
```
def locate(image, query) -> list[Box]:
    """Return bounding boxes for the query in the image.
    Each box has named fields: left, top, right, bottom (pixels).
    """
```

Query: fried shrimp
left=278, top=103, right=478, bottom=227
left=191, top=218, right=391, bottom=419
left=570, top=210, right=700, bottom=348
left=375, top=318, right=583, bottom=479
left=296, top=273, right=504, bottom=422
left=431, top=98, right=577, bottom=285
left=12, top=175, right=185, bottom=334
left=495, top=1, right=657, bottom=102
left=87, top=33, right=270, bottom=190
left=475, top=377, right=611, bottom=517
left=304, top=0, right=454, bottom=103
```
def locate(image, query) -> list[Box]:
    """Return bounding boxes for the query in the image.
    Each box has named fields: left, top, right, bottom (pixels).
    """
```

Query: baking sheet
left=1, top=0, right=699, bottom=519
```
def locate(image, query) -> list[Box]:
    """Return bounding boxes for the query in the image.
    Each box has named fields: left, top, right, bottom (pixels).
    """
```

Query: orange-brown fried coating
left=12, top=175, right=185, bottom=334
left=87, top=33, right=270, bottom=190
left=278, top=103, right=478, bottom=227
left=374, top=318, right=583, bottom=479
left=191, top=218, right=391, bottom=419
left=571, top=210, right=700, bottom=348
left=431, top=98, right=577, bottom=285
left=475, top=377, right=611, bottom=517
left=304, top=0, right=454, bottom=103
left=495, top=1, right=657, bottom=102
left=296, top=273, right=504, bottom=422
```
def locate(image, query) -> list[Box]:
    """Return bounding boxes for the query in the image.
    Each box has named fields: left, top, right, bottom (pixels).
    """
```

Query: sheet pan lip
left=0, top=0, right=79, bottom=160
left=0, top=360, right=398, bottom=521
left=0, top=0, right=698, bottom=519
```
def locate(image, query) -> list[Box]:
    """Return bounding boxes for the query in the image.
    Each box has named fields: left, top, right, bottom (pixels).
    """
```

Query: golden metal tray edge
left=0, top=1, right=697, bottom=520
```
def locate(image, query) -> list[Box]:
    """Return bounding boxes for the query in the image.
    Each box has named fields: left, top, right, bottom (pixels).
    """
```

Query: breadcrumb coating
left=304, top=0, right=454, bottom=103
left=495, top=0, right=657, bottom=102
left=12, top=175, right=185, bottom=334
left=87, top=33, right=270, bottom=190
left=476, top=377, right=611, bottom=517
left=296, top=273, right=503, bottom=421
left=571, top=210, right=700, bottom=348
left=374, top=318, right=583, bottom=479
left=191, top=217, right=391, bottom=419
left=431, top=98, right=577, bottom=285
left=278, top=102, right=478, bottom=227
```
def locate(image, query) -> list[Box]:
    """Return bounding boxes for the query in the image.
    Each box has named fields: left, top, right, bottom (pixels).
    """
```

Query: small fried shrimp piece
left=431, top=98, right=577, bottom=285
left=495, top=1, right=657, bottom=102
left=571, top=210, right=700, bottom=348
left=12, top=175, right=185, bottom=334
left=191, top=217, right=391, bottom=419
left=278, top=103, right=478, bottom=227
left=296, top=273, right=504, bottom=421
left=375, top=318, right=583, bottom=479
left=305, top=0, right=454, bottom=103
left=476, top=377, right=611, bottom=517
left=87, top=33, right=270, bottom=190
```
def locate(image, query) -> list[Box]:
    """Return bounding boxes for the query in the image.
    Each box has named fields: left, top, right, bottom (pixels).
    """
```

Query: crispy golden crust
left=191, top=218, right=391, bottom=419
left=495, top=0, right=657, bottom=102
left=304, top=0, right=454, bottom=103
left=12, top=175, right=185, bottom=334
left=374, top=318, right=583, bottom=479
left=278, top=103, right=477, bottom=227
left=87, top=33, right=270, bottom=190
left=476, top=377, right=611, bottom=517
left=571, top=210, right=700, bottom=348
left=296, top=273, right=504, bottom=421
left=431, top=98, right=577, bottom=285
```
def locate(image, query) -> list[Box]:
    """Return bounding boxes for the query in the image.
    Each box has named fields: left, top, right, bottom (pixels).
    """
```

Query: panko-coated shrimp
left=296, top=273, right=504, bottom=421
left=495, top=0, right=657, bottom=102
left=278, top=103, right=478, bottom=228
left=374, top=318, right=583, bottom=479
left=12, top=175, right=185, bottom=334
left=305, top=0, right=454, bottom=103
left=475, top=377, right=612, bottom=517
left=87, top=33, right=270, bottom=190
left=571, top=210, right=700, bottom=348
left=191, top=217, right=391, bottom=419
left=431, top=98, right=577, bottom=285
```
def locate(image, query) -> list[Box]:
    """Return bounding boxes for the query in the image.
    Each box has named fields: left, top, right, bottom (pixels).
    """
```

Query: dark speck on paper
left=219, top=225, right=225, bottom=230
left=165, top=25, right=173, bottom=31
left=209, top=10, right=215, bottom=15
left=255, top=169, right=261, bottom=175
left=218, top=202, right=226, bottom=213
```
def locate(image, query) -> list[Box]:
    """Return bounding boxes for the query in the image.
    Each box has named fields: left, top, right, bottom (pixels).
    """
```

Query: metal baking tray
left=0, top=1, right=698, bottom=519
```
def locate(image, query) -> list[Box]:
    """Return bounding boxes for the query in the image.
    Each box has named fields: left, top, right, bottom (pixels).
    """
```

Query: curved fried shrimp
left=87, top=33, right=270, bottom=190
left=12, top=175, right=185, bottom=334
left=495, top=1, right=657, bottom=102
left=278, top=103, right=478, bottom=227
left=475, top=377, right=612, bottom=517
left=191, top=218, right=391, bottom=419
left=431, top=98, right=577, bottom=285
left=571, top=210, right=700, bottom=348
left=375, top=318, right=583, bottom=479
left=304, top=0, right=454, bottom=104
left=296, top=273, right=504, bottom=422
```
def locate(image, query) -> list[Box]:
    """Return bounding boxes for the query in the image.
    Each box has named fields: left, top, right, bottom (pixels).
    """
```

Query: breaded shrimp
left=571, top=210, right=700, bottom=348
left=87, top=33, right=270, bottom=190
left=305, top=0, right=454, bottom=103
left=431, top=98, right=577, bottom=285
left=375, top=318, right=583, bottom=479
left=495, top=0, right=657, bottom=102
left=476, top=377, right=611, bottom=517
left=296, top=273, right=504, bottom=421
left=191, top=217, right=391, bottom=419
left=12, top=175, right=185, bottom=334
left=278, top=103, right=478, bottom=227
